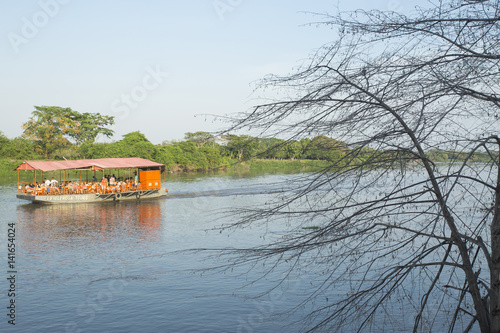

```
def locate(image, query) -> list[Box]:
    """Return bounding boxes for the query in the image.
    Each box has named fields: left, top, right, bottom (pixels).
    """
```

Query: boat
left=14, top=157, right=168, bottom=204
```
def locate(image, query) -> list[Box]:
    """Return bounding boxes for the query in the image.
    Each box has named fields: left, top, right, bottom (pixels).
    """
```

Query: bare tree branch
left=214, top=0, right=500, bottom=331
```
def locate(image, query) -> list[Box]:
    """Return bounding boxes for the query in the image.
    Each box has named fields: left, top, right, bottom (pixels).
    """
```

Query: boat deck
left=17, top=187, right=168, bottom=204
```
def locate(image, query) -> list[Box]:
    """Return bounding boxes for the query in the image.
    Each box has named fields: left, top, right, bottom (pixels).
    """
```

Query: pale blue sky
left=1, top=0, right=412, bottom=144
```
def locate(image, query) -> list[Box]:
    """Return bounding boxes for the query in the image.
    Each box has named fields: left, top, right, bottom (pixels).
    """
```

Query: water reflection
left=17, top=200, right=163, bottom=244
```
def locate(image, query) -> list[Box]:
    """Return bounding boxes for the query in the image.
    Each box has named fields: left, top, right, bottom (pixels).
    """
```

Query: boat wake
left=165, top=186, right=285, bottom=199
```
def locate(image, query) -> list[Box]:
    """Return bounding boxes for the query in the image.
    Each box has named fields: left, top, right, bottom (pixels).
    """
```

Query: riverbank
left=225, top=159, right=331, bottom=173
left=1, top=158, right=330, bottom=177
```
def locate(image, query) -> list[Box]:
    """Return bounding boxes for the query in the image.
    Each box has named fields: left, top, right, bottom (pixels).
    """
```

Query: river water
left=0, top=169, right=486, bottom=332
left=1, top=171, right=319, bottom=333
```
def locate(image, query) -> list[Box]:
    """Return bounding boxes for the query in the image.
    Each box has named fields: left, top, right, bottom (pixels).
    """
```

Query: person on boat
left=100, top=177, right=107, bottom=193
left=63, top=181, right=70, bottom=194
left=50, top=177, right=58, bottom=187
left=44, top=178, right=50, bottom=187
left=109, top=175, right=115, bottom=186
left=116, top=180, right=122, bottom=192
left=93, top=175, right=98, bottom=182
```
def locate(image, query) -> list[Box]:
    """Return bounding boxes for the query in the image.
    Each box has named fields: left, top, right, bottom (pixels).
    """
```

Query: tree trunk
left=490, top=140, right=500, bottom=332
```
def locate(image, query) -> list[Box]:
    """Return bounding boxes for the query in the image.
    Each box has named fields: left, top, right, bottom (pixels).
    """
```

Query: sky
left=1, top=0, right=412, bottom=144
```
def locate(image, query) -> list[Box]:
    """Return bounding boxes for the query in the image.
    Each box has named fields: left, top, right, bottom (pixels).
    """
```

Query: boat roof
left=14, top=158, right=164, bottom=172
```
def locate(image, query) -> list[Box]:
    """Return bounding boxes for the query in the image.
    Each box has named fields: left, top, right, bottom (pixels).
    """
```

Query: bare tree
left=217, top=0, right=500, bottom=332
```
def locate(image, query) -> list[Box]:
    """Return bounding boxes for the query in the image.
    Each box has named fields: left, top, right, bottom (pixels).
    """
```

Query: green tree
left=304, top=136, right=349, bottom=161
left=22, top=106, right=114, bottom=158
left=107, top=131, right=158, bottom=159
left=22, top=106, right=77, bottom=158
left=257, top=138, right=286, bottom=159
left=154, top=145, right=177, bottom=167
left=120, top=131, right=151, bottom=146
left=199, top=145, right=227, bottom=169
left=77, top=141, right=108, bottom=159
left=284, top=140, right=302, bottom=160
left=184, top=131, right=216, bottom=147
left=0, top=135, right=39, bottom=160
left=0, top=132, right=9, bottom=158
left=70, top=112, right=114, bottom=144
left=223, top=134, right=259, bottom=160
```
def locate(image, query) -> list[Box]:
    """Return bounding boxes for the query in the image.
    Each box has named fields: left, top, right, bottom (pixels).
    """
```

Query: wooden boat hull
left=17, top=187, right=168, bottom=204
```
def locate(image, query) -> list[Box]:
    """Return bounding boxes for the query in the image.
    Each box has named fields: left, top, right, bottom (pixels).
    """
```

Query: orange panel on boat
left=139, top=170, right=161, bottom=190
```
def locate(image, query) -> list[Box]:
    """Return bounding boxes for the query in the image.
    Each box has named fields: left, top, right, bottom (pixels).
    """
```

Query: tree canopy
left=70, top=112, right=115, bottom=144
left=184, top=131, right=216, bottom=147
left=22, top=106, right=114, bottom=158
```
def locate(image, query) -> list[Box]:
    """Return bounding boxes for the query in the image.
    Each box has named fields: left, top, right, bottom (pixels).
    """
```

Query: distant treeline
left=0, top=130, right=355, bottom=171
left=0, top=130, right=494, bottom=173
left=2, top=106, right=494, bottom=174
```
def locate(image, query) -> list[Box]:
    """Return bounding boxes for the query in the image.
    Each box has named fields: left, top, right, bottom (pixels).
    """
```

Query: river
left=1, top=171, right=321, bottom=333
left=0, top=169, right=485, bottom=332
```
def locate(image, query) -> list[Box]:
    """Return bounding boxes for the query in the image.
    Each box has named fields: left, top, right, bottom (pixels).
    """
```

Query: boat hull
left=17, top=187, right=168, bottom=204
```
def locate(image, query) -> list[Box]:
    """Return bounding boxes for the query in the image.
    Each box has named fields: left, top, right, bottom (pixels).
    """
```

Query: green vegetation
left=0, top=106, right=496, bottom=175
left=22, top=106, right=114, bottom=158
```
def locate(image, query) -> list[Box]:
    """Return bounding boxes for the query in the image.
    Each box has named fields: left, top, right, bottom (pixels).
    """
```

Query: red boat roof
left=14, top=158, right=164, bottom=172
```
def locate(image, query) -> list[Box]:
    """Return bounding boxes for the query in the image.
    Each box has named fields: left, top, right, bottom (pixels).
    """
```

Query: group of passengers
left=23, top=174, right=141, bottom=195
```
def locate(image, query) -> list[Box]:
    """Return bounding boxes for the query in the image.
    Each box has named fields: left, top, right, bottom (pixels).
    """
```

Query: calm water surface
left=1, top=172, right=308, bottom=333
left=1, top=169, right=483, bottom=333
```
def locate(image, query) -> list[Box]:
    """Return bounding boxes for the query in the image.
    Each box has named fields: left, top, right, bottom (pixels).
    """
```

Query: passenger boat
left=14, top=157, right=168, bottom=204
